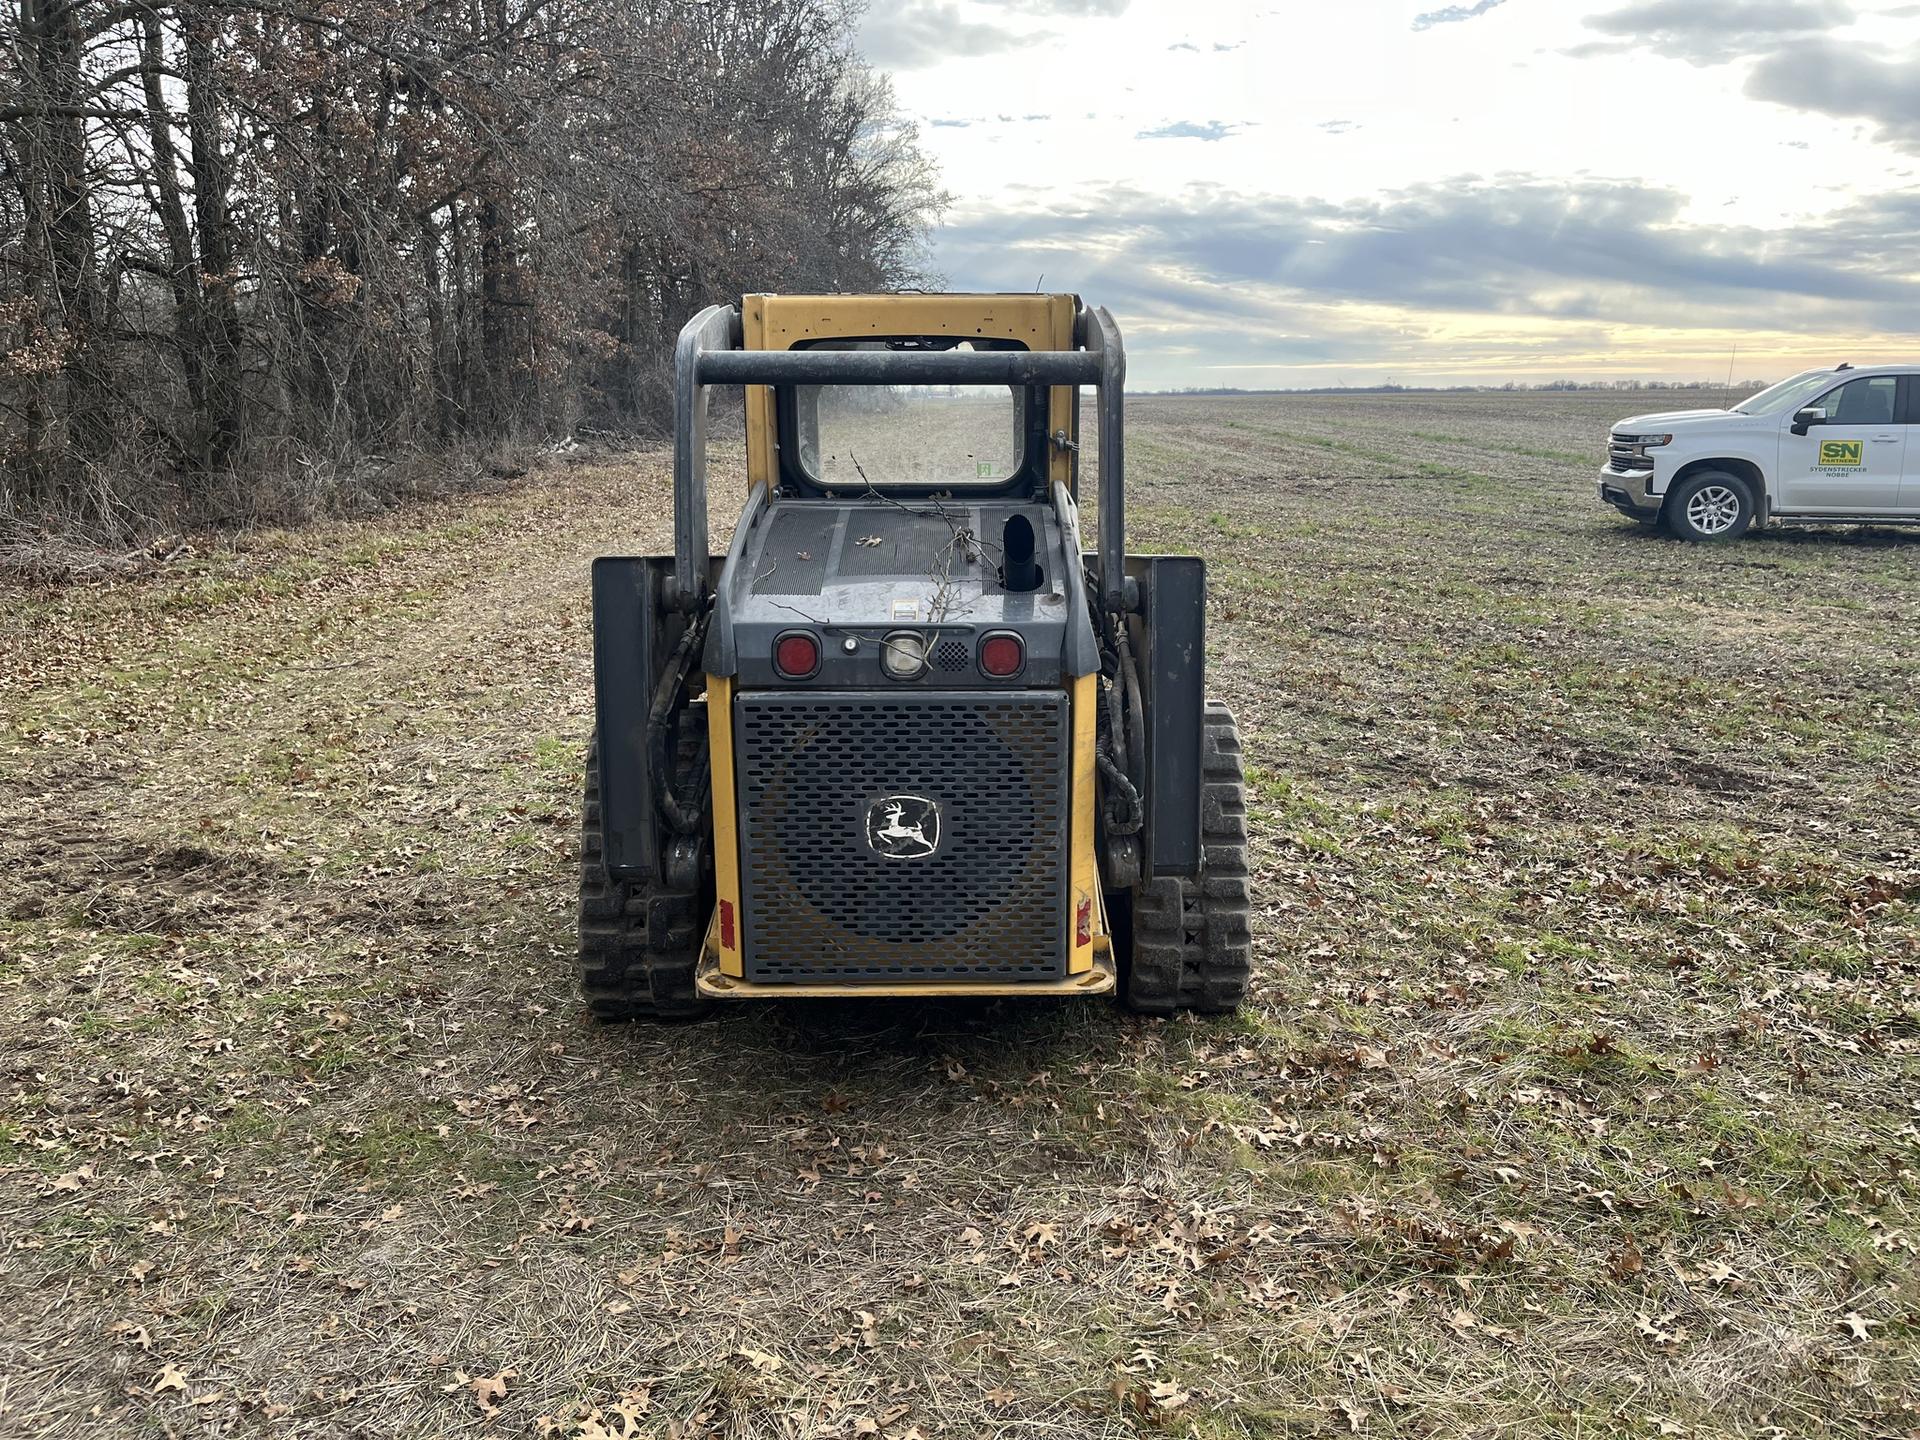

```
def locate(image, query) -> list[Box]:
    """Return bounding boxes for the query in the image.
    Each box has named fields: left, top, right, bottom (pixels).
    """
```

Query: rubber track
left=1123, top=701, right=1254, bottom=1015
left=578, top=732, right=708, bottom=1020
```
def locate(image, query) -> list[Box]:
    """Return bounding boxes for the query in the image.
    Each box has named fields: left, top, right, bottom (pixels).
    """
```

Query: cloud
left=859, top=2, right=1047, bottom=69
left=1319, top=120, right=1360, bottom=134
left=986, top=0, right=1129, bottom=11
left=1413, top=0, right=1506, bottom=31
left=1168, top=40, right=1199, bottom=51
left=1575, top=0, right=1849, bottom=65
left=1747, top=41, right=1920, bottom=153
left=1136, top=120, right=1240, bottom=141
left=929, top=178, right=1920, bottom=381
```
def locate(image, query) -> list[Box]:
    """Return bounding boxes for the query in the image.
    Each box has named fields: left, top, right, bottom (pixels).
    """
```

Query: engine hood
left=1612, top=408, right=1736, bottom=431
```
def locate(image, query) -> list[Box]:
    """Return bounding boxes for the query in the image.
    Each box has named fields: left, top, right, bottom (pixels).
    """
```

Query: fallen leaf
left=107, top=1320, right=152, bottom=1350
left=736, top=1347, right=782, bottom=1375
left=470, top=1368, right=516, bottom=1413
left=1608, top=1237, right=1644, bottom=1279
left=1148, top=1379, right=1191, bottom=1413
left=1840, top=1312, right=1880, bottom=1342
left=48, top=1165, right=96, bottom=1193
left=1021, top=1220, right=1060, bottom=1251
left=154, top=1363, right=188, bottom=1394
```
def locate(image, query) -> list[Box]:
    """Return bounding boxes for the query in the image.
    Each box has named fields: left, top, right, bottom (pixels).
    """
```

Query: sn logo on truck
left=1818, top=440, right=1864, bottom=467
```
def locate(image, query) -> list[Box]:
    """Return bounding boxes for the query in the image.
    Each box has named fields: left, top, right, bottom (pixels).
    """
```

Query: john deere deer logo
left=865, top=795, right=939, bottom=860
left=1818, top=440, right=1864, bottom=467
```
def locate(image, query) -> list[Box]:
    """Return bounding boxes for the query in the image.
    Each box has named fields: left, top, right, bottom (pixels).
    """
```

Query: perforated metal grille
left=735, top=691, right=1069, bottom=982
left=837, top=512, right=979, bottom=579
left=751, top=509, right=837, bottom=596
left=931, top=639, right=970, bottom=673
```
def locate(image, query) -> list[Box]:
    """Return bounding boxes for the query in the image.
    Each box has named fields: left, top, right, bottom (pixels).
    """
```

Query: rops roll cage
left=669, top=301, right=1128, bottom=611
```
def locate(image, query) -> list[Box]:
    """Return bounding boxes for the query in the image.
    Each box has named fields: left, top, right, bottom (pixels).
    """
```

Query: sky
left=855, top=0, right=1920, bottom=389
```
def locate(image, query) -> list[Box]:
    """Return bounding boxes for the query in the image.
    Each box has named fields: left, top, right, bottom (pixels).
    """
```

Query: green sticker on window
left=976, top=461, right=995, bottom=478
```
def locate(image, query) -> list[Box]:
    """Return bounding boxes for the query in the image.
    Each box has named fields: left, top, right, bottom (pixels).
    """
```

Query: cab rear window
left=791, top=339, right=1028, bottom=490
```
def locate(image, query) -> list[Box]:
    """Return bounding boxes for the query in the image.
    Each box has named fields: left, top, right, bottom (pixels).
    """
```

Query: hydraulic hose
left=648, top=614, right=711, bottom=836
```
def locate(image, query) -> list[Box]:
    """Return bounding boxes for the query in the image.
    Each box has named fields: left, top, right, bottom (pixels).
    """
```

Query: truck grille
left=1608, top=436, right=1654, bottom=472
left=734, top=690, right=1070, bottom=982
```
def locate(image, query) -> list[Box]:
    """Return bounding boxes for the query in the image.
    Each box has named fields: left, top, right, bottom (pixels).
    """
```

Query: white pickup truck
left=1599, top=363, right=1917, bottom=541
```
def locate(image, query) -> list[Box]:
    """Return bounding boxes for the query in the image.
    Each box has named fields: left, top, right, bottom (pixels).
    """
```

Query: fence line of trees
left=2, top=0, right=944, bottom=540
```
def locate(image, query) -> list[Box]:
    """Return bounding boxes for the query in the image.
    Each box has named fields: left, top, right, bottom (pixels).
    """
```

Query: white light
left=880, top=631, right=927, bottom=679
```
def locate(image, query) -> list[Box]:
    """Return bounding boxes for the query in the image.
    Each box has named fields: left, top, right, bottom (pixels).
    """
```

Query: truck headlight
left=1625, top=433, right=1673, bottom=447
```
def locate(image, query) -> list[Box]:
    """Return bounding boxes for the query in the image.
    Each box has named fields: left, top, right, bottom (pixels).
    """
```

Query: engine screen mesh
left=735, top=691, right=1069, bottom=981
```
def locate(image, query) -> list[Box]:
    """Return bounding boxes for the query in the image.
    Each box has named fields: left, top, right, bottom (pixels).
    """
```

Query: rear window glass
left=792, top=340, right=1027, bottom=489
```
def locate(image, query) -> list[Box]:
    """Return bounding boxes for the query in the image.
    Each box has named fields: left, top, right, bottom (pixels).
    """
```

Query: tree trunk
left=183, top=11, right=243, bottom=470
left=19, top=0, right=113, bottom=469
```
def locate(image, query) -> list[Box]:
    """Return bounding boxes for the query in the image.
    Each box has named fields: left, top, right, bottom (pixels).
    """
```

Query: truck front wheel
left=1662, top=471, right=1754, bottom=543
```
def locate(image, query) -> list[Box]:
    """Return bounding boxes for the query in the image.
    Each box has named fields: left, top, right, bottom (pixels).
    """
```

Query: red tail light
left=979, top=633, right=1024, bottom=678
left=774, top=631, right=820, bottom=679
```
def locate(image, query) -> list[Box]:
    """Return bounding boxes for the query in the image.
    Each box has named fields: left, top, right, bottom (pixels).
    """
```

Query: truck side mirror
left=1790, top=406, right=1827, bottom=436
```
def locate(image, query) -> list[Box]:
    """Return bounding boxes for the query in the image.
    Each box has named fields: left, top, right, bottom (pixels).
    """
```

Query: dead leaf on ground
left=470, top=1368, right=517, bottom=1413
left=47, top=1165, right=96, bottom=1193
left=1148, top=1379, right=1191, bottom=1413
left=1840, top=1312, right=1880, bottom=1342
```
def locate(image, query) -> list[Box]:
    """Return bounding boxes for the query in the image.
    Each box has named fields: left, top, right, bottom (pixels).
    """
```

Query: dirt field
left=3, top=391, right=1915, bottom=1439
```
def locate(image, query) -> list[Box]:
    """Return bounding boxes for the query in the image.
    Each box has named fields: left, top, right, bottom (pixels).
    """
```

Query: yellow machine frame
left=697, top=293, right=1112, bottom=998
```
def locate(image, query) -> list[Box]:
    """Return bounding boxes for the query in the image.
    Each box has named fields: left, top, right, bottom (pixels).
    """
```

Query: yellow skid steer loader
left=580, top=293, right=1250, bottom=1015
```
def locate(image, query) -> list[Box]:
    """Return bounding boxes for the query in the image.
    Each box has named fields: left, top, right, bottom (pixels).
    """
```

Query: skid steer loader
left=580, top=293, right=1251, bottom=1016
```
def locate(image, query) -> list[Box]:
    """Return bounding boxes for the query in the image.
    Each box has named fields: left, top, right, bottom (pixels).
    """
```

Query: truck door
left=1775, top=374, right=1906, bottom=513
left=1900, top=376, right=1920, bottom=514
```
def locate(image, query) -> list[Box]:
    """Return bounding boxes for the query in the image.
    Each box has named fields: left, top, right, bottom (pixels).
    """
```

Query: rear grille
left=735, top=690, right=1069, bottom=982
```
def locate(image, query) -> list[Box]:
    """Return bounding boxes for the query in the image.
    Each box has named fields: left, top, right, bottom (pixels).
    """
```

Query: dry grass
left=1, top=393, right=1915, bottom=1439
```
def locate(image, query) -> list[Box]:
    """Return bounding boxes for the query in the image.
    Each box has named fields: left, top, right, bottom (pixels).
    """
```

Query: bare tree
left=0, top=0, right=944, bottom=540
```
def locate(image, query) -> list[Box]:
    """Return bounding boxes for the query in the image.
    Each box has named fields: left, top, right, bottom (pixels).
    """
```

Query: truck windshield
left=1733, top=370, right=1839, bottom=415
left=793, top=341, right=1026, bottom=490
